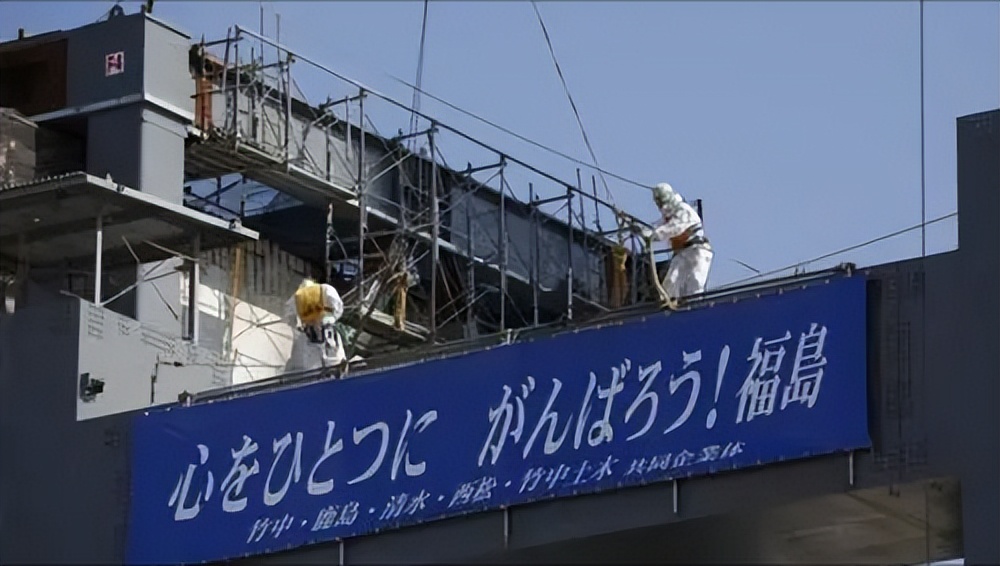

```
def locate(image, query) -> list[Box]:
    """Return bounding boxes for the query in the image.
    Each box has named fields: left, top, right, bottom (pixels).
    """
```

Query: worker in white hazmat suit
left=284, top=278, right=346, bottom=373
left=643, top=182, right=713, bottom=301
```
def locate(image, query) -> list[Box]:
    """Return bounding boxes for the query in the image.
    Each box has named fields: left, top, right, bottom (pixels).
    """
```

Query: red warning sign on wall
left=105, top=51, right=125, bottom=76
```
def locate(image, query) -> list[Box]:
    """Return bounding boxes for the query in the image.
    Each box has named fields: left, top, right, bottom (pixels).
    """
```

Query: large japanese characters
left=129, top=277, right=869, bottom=564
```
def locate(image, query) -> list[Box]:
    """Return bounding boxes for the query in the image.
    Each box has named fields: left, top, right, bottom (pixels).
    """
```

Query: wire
left=530, top=2, right=617, bottom=208
left=920, top=0, right=926, bottom=258
left=386, top=74, right=652, bottom=191
left=407, top=0, right=431, bottom=152
left=716, top=211, right=957, bottom=290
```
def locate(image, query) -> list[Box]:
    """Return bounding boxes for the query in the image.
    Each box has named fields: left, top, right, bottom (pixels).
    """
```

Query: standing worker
left=643, top=182, right=713, bottom=303
left=284, top=278, right=346, bottom=373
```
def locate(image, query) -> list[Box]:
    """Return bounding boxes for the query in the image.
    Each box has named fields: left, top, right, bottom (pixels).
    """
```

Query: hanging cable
left=407, top=0, right=431, bottom=152
left=530, top=1, right=617, bottom=208
left=919, top=0, right=927, bottom=258
left=716, top=211, right=957, bottom=290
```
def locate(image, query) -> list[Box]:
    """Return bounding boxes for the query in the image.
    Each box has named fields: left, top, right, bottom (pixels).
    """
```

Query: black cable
left=530, top=1, right=617, bottom=208
left=407, top=0, right=431, bottom=152
left=920, top=0, right=927, bottom=258
left=717, top=211, right=957, bottom=290
left=386, top=74, right=652, bottom=191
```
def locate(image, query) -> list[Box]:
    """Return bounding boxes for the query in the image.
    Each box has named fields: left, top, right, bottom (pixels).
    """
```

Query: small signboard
left=105, top=51, right=125, bottom=76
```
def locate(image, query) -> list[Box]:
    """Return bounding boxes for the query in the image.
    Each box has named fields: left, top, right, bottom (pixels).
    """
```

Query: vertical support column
left=233, top=40, right=240, bottom=137
left=566, top=186, right=574, bottom=322
left=259, top=5, right=265, bottom=68
left=591, top=175, right=602, bottom=231
left=325, top=202, right=335, bottom=283
left=577, top=169, right=588, bottom=303
left=356, top=89, right=367, bottom=304
left=186, top=234, right=201, bottom=343
left=503, top=507, right=510, bottom=549
left=325, top=124, right=332, bottom=181
left=9, top=233, right=28, bottom=314
left=284, top=54, right=292, bottom=165
left=248, top=47, right=256, bottom=142
left=529, top=183, right=539, bottom=326
left=498, top=157, right=507, bottom=331
left=466, top=182, right=475, bottom=330
left=221, top=28, right=231, bottom=118
left=254, top=56, right=262, bottom=144
left=276, top=10, right=284, bottom=149
left=591, top=174, right=607, bottom=305
left=428, top=126, right=439, bottom=342
left=94, top=215, right=103, bottom=305
left=346, top=104, right=352, bottom=164
left=630, top=235, right=638, bottom=305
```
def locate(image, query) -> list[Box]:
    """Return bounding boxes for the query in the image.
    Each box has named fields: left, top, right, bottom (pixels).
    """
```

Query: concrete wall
left=86, top=106, right=142, bottom=186
left=64, top=12, right=196, bottom=337
left=62, top=12, right=192, bottom=114
left=0, top=297, right=130, bottom=564
left=952, top=109, right=999, bottom=563
left=64, top=13, right=145, bottom=108
left=186, top=240, right=310, bottom=385
left=76, top=298, right=229, bottom=420
left=142, top=16, right=195, bottom=115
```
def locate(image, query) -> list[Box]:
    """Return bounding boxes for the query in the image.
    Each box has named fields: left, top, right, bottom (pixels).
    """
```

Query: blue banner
left=127, top=276, right=870, bottom=564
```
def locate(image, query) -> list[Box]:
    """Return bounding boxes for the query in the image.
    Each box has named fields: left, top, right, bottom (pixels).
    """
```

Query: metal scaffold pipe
left=465, top=180, right=475, bottom=330
left=325, top=202, right=334, bottom=282
left=356, top=89, right=367, bottom=304
left=500, top=160, right=511, bottom=330
left=577, top=168, right=589, bottom=303
left=529, top=182, right=539, bottom=326
left=429, top=126, right=440, bottom=342
left=566, top=186, right=573, bottom=322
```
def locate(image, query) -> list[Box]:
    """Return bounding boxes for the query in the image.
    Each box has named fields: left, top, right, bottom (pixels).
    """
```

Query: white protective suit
left=648, top=184, right=713, bottom=299
left=284, top=280, right=347, bottom=372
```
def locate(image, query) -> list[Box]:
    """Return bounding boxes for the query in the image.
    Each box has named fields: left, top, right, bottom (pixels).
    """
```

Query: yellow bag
left=294, top=284, right=325, bottom=325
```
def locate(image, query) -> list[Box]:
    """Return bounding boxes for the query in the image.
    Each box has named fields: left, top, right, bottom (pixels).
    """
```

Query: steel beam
left=94, top=215, right=103, bottom=305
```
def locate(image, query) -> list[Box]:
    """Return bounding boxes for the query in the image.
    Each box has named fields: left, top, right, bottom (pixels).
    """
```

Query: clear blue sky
left=2, top=1, right=997, bottom=287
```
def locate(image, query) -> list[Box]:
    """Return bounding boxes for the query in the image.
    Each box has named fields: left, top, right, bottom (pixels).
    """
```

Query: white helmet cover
left=652, top=182, right=682, bottom=210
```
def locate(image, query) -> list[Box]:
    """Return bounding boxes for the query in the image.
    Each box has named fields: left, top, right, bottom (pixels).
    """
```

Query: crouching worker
left=284, top=278, right=346, bottom=374
left=643, top=182, right=714, bottom=303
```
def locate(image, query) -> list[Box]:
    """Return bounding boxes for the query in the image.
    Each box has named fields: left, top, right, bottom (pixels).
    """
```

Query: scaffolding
left=183, top=25, right=662, bottom=357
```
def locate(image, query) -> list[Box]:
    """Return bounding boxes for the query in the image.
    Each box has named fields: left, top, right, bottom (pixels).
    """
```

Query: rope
left=646, top=234, right=676, bottom=310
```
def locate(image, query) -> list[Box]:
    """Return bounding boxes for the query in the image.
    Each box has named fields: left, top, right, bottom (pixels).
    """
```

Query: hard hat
left=298, top=278, right=318, bottom=289
left=652, top=182, right=682, bottom=209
